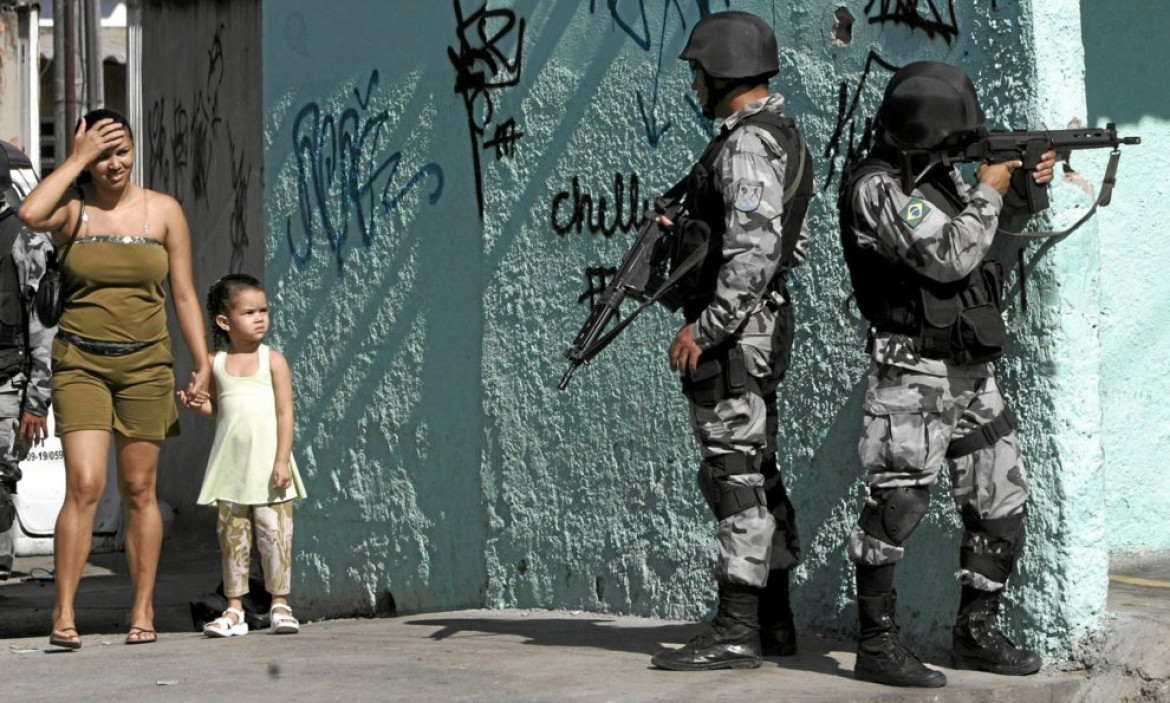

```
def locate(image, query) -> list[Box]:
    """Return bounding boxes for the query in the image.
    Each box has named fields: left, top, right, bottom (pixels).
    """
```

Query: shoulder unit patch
left=733, top=180, right=765, bottom=213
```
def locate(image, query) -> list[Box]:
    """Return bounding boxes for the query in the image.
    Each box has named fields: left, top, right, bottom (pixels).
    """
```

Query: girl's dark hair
left=206, top=273, right=264, bottom=349
left=76, top=108, right=134, bottom=185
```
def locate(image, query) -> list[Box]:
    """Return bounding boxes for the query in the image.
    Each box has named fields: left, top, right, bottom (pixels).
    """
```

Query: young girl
left=180, top=274, right=306, bottom=637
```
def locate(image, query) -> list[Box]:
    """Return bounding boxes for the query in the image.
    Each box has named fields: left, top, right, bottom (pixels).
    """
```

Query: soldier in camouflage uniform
left=838, top=62, right=1056, bottom=687
left=0, top=146, right=54, bottom=580
left=650, top=12, right=815, bottom=672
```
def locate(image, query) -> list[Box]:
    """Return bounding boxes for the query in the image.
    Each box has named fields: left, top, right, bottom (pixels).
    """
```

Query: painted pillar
left=1081, top=1, right=1170, bottom=554
left=987, top=0, right=1108, bottom=656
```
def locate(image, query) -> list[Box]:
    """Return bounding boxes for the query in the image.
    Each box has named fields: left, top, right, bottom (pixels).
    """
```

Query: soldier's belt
left=59, top=332, right=152, bottom=357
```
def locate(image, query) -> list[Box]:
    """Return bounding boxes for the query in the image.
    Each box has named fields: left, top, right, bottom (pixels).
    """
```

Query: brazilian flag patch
left=899, top=197, right=931, bottom=228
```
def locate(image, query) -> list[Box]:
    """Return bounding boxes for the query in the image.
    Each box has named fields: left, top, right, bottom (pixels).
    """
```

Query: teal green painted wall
left=262, top=0, right=1114, bottom=658
left=1082, top=1, right=1170, bottom=553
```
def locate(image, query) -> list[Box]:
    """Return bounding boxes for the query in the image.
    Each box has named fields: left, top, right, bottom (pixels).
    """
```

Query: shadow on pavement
left=405, top=614, right=856, bottom=680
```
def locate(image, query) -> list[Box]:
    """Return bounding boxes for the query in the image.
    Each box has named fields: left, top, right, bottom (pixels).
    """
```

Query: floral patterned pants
left=216, top=500, right=294, bottom=598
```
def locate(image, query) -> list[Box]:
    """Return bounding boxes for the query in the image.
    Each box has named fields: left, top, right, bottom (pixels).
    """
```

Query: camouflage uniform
left=0, top=216, right=54, bottom=577
left=686, top=94, right=808, bottom=588
left=842, top=167, right=1029, bottom=592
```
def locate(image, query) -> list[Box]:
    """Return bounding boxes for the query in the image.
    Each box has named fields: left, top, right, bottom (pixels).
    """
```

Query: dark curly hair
left=206, top=273, right=264, bottom=350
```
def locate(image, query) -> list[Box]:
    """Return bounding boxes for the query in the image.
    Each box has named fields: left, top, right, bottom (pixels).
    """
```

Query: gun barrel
left=558, top=362, right=578, bottom=391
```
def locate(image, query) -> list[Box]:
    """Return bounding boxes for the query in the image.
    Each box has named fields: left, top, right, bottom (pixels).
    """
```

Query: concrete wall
left=260, top=0, right=1117, bottom=658
left=141, top=0, right=265, bottom=532
left=1081, top=2, right=1170, bottom=554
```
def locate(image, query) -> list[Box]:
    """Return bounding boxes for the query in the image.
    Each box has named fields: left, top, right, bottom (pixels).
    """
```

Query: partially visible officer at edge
left=837, top=61, right=1057, bottom=688
left=0, top=144, right=54, bottom=580
left=650, top=11, right=815, bottom=672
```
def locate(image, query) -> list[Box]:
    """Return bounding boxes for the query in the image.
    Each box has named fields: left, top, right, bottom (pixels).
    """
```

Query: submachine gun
left=558, top=188, right=693, bottom=392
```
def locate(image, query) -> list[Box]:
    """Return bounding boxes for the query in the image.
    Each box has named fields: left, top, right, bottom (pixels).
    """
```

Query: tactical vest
left=838, top=155, right=1007, bottom=365
left=674, top=110, right=815, bottom=322
left=0, top=210, right=27, bottom=376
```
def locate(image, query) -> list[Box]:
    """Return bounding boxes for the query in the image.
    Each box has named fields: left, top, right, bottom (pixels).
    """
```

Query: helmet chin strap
left=702, top=75, right=753, bottom=119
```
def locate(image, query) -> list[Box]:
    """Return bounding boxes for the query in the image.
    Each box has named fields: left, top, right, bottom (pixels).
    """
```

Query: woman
left=18, top=109, right=210, bottom=647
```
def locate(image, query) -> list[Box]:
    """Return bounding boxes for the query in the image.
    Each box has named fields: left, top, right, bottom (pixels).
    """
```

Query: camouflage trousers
left=846, top=362, right=1030, bottom=591
left=685, top=339, right=800, bottom=589
left=216, top=500, right=294, bottom=598
left=0, top=387, right=28, bottom=573
left=0, top=387, right=27, bottom=483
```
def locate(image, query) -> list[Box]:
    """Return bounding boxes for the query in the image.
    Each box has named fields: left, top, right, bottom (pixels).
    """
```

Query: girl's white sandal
left=269, top=604, right=300, bottom=634
left=204, top=607, right=248, bottom=638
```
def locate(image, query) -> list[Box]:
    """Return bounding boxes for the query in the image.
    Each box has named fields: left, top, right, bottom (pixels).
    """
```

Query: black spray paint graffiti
left=285, top=70, right=445, bottom=272
left=864, top=0, right=959, bottom=45
left=227, top=133, right=250, bottom=273
left=822, top=51, right=900, bottom=190
left=448, top=0, right=526, bottom=219
left=551, top=172, right=648, bottom=238
left=579, top=265, right=619, bottom=308
left=146, top=23, right=253, bottom=271
left=590, top=0, right=728, bottom=147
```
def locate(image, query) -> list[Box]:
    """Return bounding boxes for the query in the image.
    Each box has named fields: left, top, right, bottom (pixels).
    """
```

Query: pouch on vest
left=919, top=261, right=1007, bottom=363
left=954, top=262, right=1007, bottom=364
left=656, top=216, right=711, bottom=313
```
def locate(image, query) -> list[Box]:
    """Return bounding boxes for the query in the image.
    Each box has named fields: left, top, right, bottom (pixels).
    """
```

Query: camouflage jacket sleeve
left=13, top=228, right=53, bottom=416
left=692, top=125, right=787, bottom=349
left=851, top=168, right=1002, bottom=283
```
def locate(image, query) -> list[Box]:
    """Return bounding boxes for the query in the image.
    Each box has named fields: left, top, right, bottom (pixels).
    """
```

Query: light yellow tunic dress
left=196, top=345, right=306, bottom=505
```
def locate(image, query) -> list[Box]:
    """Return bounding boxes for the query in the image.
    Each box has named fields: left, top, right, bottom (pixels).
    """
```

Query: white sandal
left=203, top=607, right=248, bottom=638
left=269, top=604, right=300, bottom=634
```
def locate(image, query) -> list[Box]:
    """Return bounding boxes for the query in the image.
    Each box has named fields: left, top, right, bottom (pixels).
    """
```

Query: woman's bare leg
left=52, top=430, right=113, bottom=639
left=115, top=434, right=162, bottom=641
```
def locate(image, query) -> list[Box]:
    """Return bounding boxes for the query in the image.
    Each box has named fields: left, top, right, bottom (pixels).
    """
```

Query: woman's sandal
left=49, top=626, right=82, bottom=650
left=269, top=604, right=300, bottom=634
left=203, top=607, right=248, bottom=638
left=125, top=626, right=157, bottom=645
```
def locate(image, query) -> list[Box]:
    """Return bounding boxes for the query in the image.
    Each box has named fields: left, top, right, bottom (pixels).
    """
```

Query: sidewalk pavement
left=2, top=536, right=1166, bottom=702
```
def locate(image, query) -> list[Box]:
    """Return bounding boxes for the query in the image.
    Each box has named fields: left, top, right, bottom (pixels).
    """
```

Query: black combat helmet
left=679, top=11, right=779, bottom=80
left=877, top=61, right=985, bottom=151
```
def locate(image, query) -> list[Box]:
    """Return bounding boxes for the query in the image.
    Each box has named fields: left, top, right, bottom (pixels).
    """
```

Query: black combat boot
left=854, top=563, right=946, bottom=688
left=952, top=586, right=1042, bottom=675
left=651, top=582, right=762, bottom=671
left=759, top=569, right=796, bottom=656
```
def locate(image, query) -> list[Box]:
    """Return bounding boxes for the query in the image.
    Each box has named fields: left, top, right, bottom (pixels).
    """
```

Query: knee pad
left=960, top=506, right=1026, bottom=583
left=697, top=453, right=765, bottom=520
left=858, top=486, right=931, bottom=547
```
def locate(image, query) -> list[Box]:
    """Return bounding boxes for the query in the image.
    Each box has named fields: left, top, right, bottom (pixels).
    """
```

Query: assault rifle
left=897, top=122, right=1141, bottom=216
left=951, top=122, right=1140, bottom=213
left=558, top=198, right=686, bottom=392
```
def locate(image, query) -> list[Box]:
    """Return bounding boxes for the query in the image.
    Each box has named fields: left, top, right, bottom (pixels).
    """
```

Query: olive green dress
left=51, top=221, right=180, bottom=439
